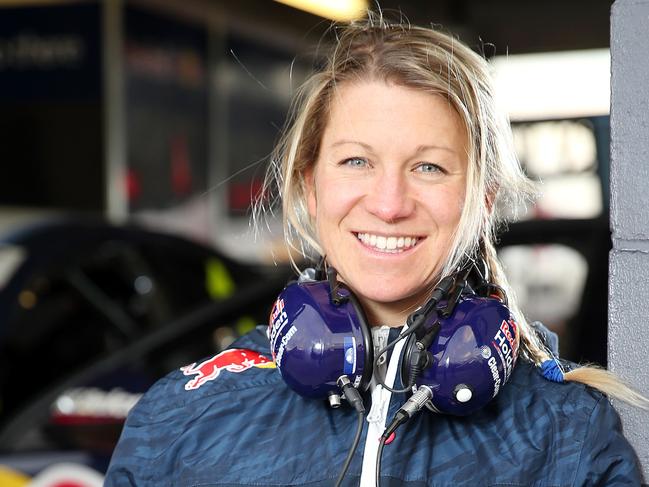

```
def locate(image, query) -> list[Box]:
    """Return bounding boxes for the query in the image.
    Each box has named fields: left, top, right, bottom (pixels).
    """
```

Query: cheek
left=450, top=193, right=466, bottom=223
left=314, top=194, right=343, bottom=233
left=428, top=187, right=466, bottom=228
left=314, top=176, right=364, bottom=225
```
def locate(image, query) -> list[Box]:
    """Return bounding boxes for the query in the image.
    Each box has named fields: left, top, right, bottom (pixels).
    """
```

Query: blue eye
left=416, top=163, right=442, bottom=174
left=342, top=157, right=368, bottom=168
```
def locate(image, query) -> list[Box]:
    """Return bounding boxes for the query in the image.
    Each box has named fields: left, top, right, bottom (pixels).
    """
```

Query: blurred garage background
left=0, top=0, right=614, bottom=484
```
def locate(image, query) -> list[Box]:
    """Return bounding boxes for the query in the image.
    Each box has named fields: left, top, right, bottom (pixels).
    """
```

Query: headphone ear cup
left=405, top=295, right=519, bottom=416
left=268, top=281, right=374, bottom=400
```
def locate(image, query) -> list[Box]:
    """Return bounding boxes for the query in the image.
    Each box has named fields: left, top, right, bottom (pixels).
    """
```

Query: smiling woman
left=105, top=13, right=647, bottom=487
left=305, top=81, right=468, bottom=326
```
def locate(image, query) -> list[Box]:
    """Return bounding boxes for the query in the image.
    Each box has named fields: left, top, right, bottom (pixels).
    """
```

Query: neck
left=362, top=296, right=422, bottom=328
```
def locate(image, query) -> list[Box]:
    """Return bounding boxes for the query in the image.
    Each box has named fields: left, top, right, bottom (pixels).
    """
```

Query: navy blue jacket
left=105, top=326, right=643, bottom=486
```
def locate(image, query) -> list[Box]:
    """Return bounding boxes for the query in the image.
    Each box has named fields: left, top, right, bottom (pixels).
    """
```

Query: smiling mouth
left=354, top=232, right=423, bottom=253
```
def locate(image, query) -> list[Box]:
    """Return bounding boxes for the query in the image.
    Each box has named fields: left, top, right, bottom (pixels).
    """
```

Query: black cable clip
left=327, top=267, right=349, bottom=306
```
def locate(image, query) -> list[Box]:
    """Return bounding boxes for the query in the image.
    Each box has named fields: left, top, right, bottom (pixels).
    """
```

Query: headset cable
left=334, top=376, right=366, bottom=487
left=375, top=386, right=434, bottom=487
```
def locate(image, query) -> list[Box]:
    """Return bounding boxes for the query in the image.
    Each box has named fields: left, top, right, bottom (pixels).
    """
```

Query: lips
left=354, top=232, right=422, bottom=253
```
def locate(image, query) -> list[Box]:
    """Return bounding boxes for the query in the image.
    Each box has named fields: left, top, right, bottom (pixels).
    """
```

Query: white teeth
left=356, top=233, right=419, bottom=253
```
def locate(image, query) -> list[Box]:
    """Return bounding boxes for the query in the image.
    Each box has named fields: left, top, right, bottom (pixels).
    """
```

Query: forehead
left=321, top=80, right=468, bottom=155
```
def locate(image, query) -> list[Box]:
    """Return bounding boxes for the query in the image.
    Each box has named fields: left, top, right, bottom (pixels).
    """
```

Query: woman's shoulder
left=457, top=360, right=641, bottom=485
left=106, top=327, right=305, bottom=485
left=507, top=321, right=608, bottom=418
left=507, top=360, right=639, bottom=461
left=490, top=359, right=615, bottom=458
left=506, top=358, right=608, bottom=417
left=129, top=326, right=282, bottom=419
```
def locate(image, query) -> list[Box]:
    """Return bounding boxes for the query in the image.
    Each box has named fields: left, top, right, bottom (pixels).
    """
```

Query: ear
left=485, top=188, right=497, bottom=215
left=305, top=165, right=317, bottom=219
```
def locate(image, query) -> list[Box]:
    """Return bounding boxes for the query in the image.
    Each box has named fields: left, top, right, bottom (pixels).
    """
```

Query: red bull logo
left=181, top=349, right=276, bottom=390
left=270, top=297, right=285, bottom=323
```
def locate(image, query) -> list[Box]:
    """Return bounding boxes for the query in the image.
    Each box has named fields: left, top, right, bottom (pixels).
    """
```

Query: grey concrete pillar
left=610, top=0, right=649, bottom=479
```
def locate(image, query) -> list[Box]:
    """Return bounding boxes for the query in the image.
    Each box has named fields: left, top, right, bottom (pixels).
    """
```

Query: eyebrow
left=330, top=139, right=457, bottom=154
left=330, top=139, right=374, bottom=151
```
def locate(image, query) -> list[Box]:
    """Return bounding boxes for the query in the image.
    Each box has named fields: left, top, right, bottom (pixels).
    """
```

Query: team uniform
left=105, top=325, right=643, bottom=486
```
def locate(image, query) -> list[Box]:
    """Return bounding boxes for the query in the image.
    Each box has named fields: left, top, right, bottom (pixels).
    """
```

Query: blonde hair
left=258, top=14, right=648, bottom=408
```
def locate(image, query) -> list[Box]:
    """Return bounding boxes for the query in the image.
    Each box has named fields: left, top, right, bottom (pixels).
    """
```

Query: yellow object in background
left=0, top=466, right=30, bottom=487
left=274, top=0, right=367, bottom=21
left=235, top=315, right=257, bottom=336
left=205, top=258, right=236, bottom=300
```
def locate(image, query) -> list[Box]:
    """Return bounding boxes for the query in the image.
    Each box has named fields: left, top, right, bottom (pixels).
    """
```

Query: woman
left=106, top=17, right=646, bottom=486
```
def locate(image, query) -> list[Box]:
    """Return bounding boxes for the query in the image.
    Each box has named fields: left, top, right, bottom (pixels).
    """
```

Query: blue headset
left=267, top=260, right=520, bottom=416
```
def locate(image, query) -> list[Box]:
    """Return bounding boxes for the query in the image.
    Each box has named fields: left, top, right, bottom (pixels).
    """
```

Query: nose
left=364, top=169, right=415, bottom=222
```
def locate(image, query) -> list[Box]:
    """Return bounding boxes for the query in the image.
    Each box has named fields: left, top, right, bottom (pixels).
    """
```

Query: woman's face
left=306, top=80, right=468, bottom=325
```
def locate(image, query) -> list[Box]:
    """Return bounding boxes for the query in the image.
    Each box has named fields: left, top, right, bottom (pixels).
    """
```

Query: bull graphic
left=180, top=349, right=275, bottom=390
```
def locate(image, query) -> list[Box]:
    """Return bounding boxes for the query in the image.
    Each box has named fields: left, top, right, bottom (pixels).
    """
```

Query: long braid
left=482, top=238, right=549, bottom=366
left=484, top=236, right=649, bottom=408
